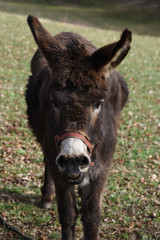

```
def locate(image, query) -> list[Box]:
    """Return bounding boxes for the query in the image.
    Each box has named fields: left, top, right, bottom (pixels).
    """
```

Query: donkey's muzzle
left=64, top=172, right=84, bottom=185
left=57, top=155, right=90, bottom=169
left=56, top=155, right=89, bottom=185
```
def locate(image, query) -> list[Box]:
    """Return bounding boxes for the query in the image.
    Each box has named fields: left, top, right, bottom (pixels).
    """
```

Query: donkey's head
left=27, top=15, right=131, bottom=185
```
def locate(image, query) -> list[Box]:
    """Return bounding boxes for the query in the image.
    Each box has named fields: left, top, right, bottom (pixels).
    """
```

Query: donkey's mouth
left=64, top=173, right=84, bottom=185
left=68, top=174, right=80, bottom=180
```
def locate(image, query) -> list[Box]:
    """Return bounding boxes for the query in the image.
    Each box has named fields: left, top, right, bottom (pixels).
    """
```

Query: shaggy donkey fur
left=25, top=15, right=132, bottom=240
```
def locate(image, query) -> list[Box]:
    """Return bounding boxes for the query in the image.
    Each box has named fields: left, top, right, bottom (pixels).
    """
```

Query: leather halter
left=55, top=132, right=95, bottom=155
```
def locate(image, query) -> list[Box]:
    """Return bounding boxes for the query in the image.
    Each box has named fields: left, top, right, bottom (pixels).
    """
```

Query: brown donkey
left=25, top=15, right=132, bottom=240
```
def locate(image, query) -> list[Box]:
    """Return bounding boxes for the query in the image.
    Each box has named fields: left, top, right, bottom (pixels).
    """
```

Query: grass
left=0, top=1, right=160, bottom=239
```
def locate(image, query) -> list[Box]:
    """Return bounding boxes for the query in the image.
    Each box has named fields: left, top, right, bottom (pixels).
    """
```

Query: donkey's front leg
left=81, top=183, right=104, bottom=240
left=41, top=159, right=55, bottom=209
left=55, top=183, right=78, bottom=240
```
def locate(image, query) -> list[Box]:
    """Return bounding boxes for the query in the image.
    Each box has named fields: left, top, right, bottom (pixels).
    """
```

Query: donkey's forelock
left=47, top=37, right=108, bottom=92
left=51, top=62, right=108, bottom=92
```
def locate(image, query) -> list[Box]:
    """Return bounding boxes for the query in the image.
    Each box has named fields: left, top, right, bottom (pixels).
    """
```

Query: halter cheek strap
left=54, top=132, right=95, bottom=166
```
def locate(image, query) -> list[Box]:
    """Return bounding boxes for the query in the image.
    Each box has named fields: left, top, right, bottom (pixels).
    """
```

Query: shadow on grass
left=0, top=188, right=42, bottom=208
left=0, top=0, right=160, bottom=36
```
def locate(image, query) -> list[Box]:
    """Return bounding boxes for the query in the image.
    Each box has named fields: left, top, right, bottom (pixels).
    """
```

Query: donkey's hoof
left=41, top=201, right=52, bottom=209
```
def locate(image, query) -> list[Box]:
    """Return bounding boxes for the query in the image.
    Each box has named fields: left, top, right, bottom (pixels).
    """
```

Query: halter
left=54, top=131, right=95, bottom=166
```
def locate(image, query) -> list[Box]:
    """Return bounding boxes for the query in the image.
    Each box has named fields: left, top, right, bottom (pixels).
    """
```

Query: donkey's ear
left=27, top=15, right=62, bottom=65
left=91, top=29, right=132, bottom=72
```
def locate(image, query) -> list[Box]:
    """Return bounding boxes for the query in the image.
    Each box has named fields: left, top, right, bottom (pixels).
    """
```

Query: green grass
left=0, top=1, right=160, bottom=239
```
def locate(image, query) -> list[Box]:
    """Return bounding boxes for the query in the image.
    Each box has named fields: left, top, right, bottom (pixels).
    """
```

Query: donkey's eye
left=94, top=102, right=101, bottom=110
left=93, top=100, right=103, bottom=111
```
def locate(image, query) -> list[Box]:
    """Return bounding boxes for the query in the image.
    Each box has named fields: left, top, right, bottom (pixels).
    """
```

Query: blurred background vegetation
left=0, top=0, right=160, bottom=36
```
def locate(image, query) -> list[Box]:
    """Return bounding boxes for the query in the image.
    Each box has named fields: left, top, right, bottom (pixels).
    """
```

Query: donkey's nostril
left=80, top=156, right=90, bottom=167
left=56, top=155, right=67, bottom=168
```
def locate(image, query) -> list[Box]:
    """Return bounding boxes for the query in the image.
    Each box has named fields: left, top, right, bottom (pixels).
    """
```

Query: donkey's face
left=27, top=15, right=131, bottom=185
left=49, top=89, right=105, bottom=184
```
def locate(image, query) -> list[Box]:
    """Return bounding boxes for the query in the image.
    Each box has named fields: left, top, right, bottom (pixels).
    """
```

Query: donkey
left=25, top=15, right=132, bottom=240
